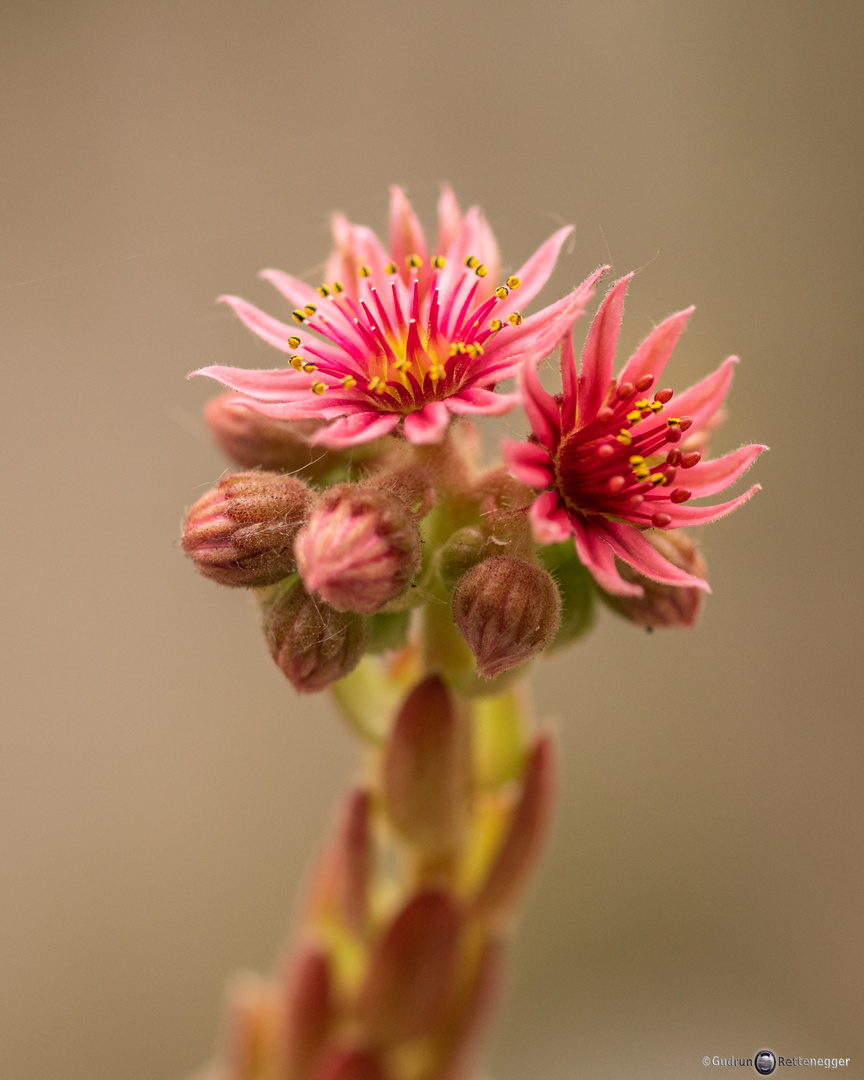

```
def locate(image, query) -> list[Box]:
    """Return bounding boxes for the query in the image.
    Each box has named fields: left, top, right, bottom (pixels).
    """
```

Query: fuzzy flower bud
left=295, top=484, right=422, bottom=615
left=599, top=530, right=707, bottom=629
left=205, top=392, right=333, bottom=474
left=452, top=557, right=562, bottom=679
left=182, top=471, right=312, bottom=587
left=262, top=578, right=366, bottom=693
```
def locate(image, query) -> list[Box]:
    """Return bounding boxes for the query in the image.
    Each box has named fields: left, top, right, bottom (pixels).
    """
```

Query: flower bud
left=262, top=578, right=366, bottom=693
left=282, top=946, right=333, bottom=1080
left=309, top=1046, right=388, bottom=1080
left=356, top=890, right=461, bottom=1046
left=599, top=530, right=706, bottom=629
left=205, top=392, right=332, bottom=475
left=295, top=484, right=422, bottom=615
left=452, top=557, right=561, bottom=679
left=382, top=676, right=470, bottom=856
left=183, top=471, right=311, bottom=588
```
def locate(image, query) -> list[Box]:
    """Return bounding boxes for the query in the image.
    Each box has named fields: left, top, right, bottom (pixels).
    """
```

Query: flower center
left=281, top=256, right=523, bottom=412
left=555, top=376, right=698, bottom=527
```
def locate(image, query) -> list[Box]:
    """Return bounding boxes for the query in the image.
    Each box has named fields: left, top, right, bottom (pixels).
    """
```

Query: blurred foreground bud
left=295, top=485, right=422, bottom=615
left=452, top=557, right=561, bottom=678
left=282, top=946, right=334, bottom=1080
left=356, top=890, right=461, bottom=1046
left=310, top=1046, right=388, bottom=1080
left=263, top=578, right=366, bottom=693
left=599, top=530, right=707, bottom=629
left=183, top=471, right=311, bottom=587
left=205, top=392, right=333, bottom=476
left=471, top=734, right=556, bottom=926
left=382, top=676, right=470, bottom=856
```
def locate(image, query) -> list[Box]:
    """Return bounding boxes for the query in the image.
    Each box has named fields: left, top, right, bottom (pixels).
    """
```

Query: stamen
left=475, top=264, right=488, bottom=277
left=608, top=476, right=627, bottom=494
left=302, top=362, right=317, bottom=373
left=597, top=443, right=615, bottom=459
left=464, top=255, right=479, bottom=269
left=495, top=286, right=509, bottom=300
left=635, top=374, right=654, bottom=392
left=432, top=255, right=447, bottom=269
left=490, top=318, right=503, bottom=332
left=292, top=309, right=306, bottom=324
left=317, top=285, right=330, bottom=298
left=359, top=265, right=372, bottom=278
left=654, top=388, right=673, bottom=404
left=333, top=281, right=345, bottom=293
left=626, top=410, right=642, bottom=423
left=303, top=304, right=317, bottom=317
left=407, top=254, right=423, bottom=269
left=384, top=261, right=398, bottom=275
left=652, top=513, right=672, bottom=528
left=506, top=276, right=521, bottom=289
left=342, top=376, right=357, bottom=390
left=507, top=312, right=523, bottom=326
left=680, top=451, right=701, bottom=468
left=289, top=356, right=303, bottom=371
left=616, top=430, right=633, bottom=446
left=650, top=473, right=666, bottom=485
left=670, top=488, right=692, bottom=503
left=617, top=381, right=635, bottom=400
left=287, top=335, right=301, bottom=349
left=310, top=382, right=327, bottom=395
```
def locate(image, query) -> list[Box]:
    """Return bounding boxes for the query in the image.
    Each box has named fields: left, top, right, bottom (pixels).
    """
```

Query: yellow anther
left=650, top=401, right=663, bottom=412
left=368, top=376, right=388, bottom=394
left=650, top=473, right=665, bottom=485
left=634, top=467, right=650, bottom=479
left=466, top=344, right=478, bottom=358
left=507, top=276, right=521, bottom=289
left=616, top=430, right=633, bottom=446
left=342, top=376, right=357, bottom=390
left=302, top=362, right=317, bottom=374
left=292, top=309, right=306, bottom=324
left=429, top=365, right=443, bottom=382
left=287, top=335, right=301, bottom=349
left=303, top=304, right=317, bottom=316
left=289, top=355, right=303, bottom=370
left=490, top=318, right=503, bottom=332
left=507, top=312, right=523, bottom=326
left=359, top=265, right=372, bottom=278
left=333, top=281, right=345, bottom=293
left=475, top=264, right=488, bottom=278
left=384, top=261, right=398, bottom=275
left=432, top=255, right=447, bottom=269
left=635, top=399, right=650, bottom=409
left=310, top=382, right=327, bottom=395
left=495, top=286, right=509, bottom=300
left=626, top=409, right=642, bottom=423
left=629, top=455, right=645, bottom=465
left=474, top=342, right=484, bottom=355
left=464, top=255, right=479, bottom=269
left=394, top=358, right=410, bottom=372
left=667, top=417, right=682, bottom=426
left=407, top=254, right=423, bottom=269
left=317, top=285, right=330, bottom=298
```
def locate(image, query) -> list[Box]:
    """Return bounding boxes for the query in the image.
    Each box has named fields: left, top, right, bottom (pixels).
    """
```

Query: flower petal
left=311, top=412, right=401, bottom=448
left=502, top=440, right=555, bottom=488
left=529, top=491, right=573, bottom=543
left=560, top=331, right=579, bottom=430
left=571, top=516, right=643, bottom=597
left=191, top=364, right=310, bottom=402
left=519, top=357, right=560, bottom=452
left=494, top=226, right=574, bottom=321
left=326, top=212, right=361, bottom=297
left=403, top=401, right=451, bottom=444
left=259, top=268, right=321, bottom=308
left=577, top=274, right=632, bottom=426
left=683, top=444, right=768, bottom=497
left=389, top=186, right=429, bottom=286
left=616, top=306, right=694, bottom=390
left=444, top=388, right=519, bottom=416
left=436, top=184, right=462, bottom=254
left=669, top=356, right=737, bottom=433
left=218, top=295, right=296, bottom=354
left=598, top=518, right=711, bottom=591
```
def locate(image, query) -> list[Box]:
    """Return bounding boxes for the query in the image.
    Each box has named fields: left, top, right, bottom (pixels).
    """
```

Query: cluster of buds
left=203, top=677, right=555, bottom=1080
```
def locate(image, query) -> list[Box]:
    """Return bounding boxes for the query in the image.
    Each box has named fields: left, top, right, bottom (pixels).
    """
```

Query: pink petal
left=502, top=440, right=555, bottom=488
left=684, top=444, right=767, bottom=497
left=436, top=184, right=462, bottom=254
left=663, top=484, right=761, bottom=526
left=350, top=224, right=392, bottom=282
left=403, top=401, right=450, bottom=444
left=218, top=294, right=296, bottom=354
left=598, top=519, right=711, bottom=591
left=572, top=516, right=643, bottom=597
left=444, top=388, right=519, bottom=416
left=311, top=412, right=401, bottom=448
left=389, top=186, right=429, bottom=286
left=475, top=209, right=501, bottom=286
left=669, top=356, right=737, bottom=433
left=259, top=268, right=321, bottom=308
left=578, top=274, right=632, bottom=426
left=529, top=491, right=573, bottom=543
left=494, top=226, right=574, bottom=321
left=560, top=331, right=579, bottom=430
left=616, top=306, right=694, bottom=390
left=191, top=364, right=309, bottom=402
left=519, top=358, right=560, bottom=452
left=326, top=212, right=360, bottom=297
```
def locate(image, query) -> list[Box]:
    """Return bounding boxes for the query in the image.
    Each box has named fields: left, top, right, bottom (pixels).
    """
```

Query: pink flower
left=192, top=186, right=605, bottom=448
left=504, top=275, right=765, bottom=597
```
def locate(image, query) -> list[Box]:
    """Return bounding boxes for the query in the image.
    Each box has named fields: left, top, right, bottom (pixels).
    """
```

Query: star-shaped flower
left=193, top=186, right=604, bottom=447
left=504, top=275, right=765, bottom=596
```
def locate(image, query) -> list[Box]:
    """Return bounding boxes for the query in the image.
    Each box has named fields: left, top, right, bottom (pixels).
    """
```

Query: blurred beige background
left=2, top=2, right=862, bottom=1078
